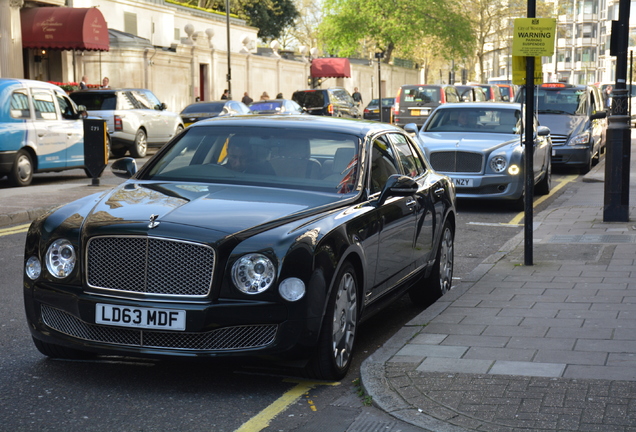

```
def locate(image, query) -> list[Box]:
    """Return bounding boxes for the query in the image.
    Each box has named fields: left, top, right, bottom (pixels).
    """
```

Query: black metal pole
left=523, top=0, right=536, bottom=266
left=377, top=53, right=383, bottom=122
left=604, top=0, right=631, bottom=222
left=225, top=0, right=232, bottom=100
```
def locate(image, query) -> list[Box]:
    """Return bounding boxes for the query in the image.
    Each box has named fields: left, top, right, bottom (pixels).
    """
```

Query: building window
left=174, top=28, right=180, bottom=41
left=124, top=12, right=138, bottom=36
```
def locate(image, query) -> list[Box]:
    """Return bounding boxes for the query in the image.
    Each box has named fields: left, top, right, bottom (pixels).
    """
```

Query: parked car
left=70, top=89, right=184, bottom=158
left=23, top=115, right=456, bottom=381
left=409, top=102, right=552, bottom=209
left=455, top=85, right=488, bottom=102
left=0, top=78, right=98, bottom=187
left=515, top=83, right=607, bottom=173
left=249, top=99, right=304, bottom=115
left=291, top=88, right=360, bottom=118
left=392, top=84, right=461, bottom=127
left=596, top=82, right=636, bottom=125
left=470, top=84, right=505, bottom=102
left=180, top=100, right=251, bottom=127
left=496, top=84, right=516, bottom=101
left=363, top=97, right=395, bottom=122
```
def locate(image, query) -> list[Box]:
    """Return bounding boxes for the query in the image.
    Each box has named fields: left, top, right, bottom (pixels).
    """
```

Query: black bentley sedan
left=24, top=115, right=456, bottom=380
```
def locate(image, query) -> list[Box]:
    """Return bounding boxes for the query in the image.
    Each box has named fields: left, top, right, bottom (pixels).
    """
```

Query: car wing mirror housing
left=537, top=125, right=551, bottom=136
left=111, top=157, right=138, bottom=179
left=403, top=123, right=419, bottom=135
left=591, top=111, right=607, bottom=120
left=377, top=174, right=418, bottom=206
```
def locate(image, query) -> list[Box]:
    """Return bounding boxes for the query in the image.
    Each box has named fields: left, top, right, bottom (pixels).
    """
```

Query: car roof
left=189, top=114, right=400, bottom=136
left=435, top=102, right=521, bottom=110
left=0, top=78, right=67, bottom=92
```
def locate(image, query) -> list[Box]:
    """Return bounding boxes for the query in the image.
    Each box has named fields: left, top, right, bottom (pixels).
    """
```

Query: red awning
left=21, top=7, right=109, bottom=51
left=310, top=58, right=351, bottom=78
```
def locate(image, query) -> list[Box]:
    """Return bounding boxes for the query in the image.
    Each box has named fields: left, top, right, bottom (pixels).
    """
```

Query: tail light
left=393, top=88, right=401, bottom=115
left=327, top=104, right=334, bottom=115
left=114, top=115, right=123, bottom=131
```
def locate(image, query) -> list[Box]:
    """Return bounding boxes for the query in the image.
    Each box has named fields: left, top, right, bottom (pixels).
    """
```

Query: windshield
left=423, top=107, right=522, bottom=134
left=517, top=87, right=587, bottom=115
left=402, top=87, right=440, bottom=104
left=144, top=126, right=360, bottom=194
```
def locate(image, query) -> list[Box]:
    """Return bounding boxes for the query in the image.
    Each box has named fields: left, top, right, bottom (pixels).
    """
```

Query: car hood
left=419, top=132, right=519, bottom=151
left=536, top=113, right=586, bottom=137
left=83, top=181, right=340, bottom=237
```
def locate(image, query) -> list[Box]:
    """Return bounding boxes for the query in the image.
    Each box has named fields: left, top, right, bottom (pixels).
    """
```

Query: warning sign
left=512, top=18, right=557, bottom=57
left=512, top=56, right=543, bottom=85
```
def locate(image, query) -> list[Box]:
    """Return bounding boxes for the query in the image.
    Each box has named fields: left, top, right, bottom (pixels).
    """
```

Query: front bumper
left=25, top=282, right=321, bottom=362
left=551, top=145, right=592, bottom=168
left=443, top=172, right=524, bottom=201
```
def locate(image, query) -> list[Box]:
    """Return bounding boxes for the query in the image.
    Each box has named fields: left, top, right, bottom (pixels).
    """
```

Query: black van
left=392, top=84, right=461, bottom=127
left=292, top=88, right=360, bottom=118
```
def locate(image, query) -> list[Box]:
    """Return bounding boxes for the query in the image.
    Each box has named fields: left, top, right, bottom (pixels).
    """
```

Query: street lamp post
left=225, top=0, right=232, bottom=99
left=375, top=52, right=384, bottom=122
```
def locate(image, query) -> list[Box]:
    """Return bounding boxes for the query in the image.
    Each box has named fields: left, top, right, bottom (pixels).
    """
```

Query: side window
left=10, top=89, right=31, bottom=119
left=32, top=90, right=57, bottom=120
left=389, top=133, right=424, bottom=177
left=122, top=92, right=139, bottom=110
left=370, top=135, right=400, bottom=194
left=142, top=90, right=162, bottom=109
left=56, top=93, right=76, bottom=119
left=446, top=88, right=459, bottom=103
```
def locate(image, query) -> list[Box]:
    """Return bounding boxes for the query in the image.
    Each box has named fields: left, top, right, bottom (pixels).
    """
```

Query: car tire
left=535, top=158, right=551, bottom=195
left=32, top=337, right=95, bottom=360
left=130, top=129, right=148, bottom=158
left=8, top=150, right=34, bottom=187
left=409, top=221, right=454, bottom=306
left=580, top=155, right=592, bottom=174
left=304, top=261, right=358, bottom=381
left=175, top=124, right=184, bottom=136
left=111, top=146, right=128, bottom=158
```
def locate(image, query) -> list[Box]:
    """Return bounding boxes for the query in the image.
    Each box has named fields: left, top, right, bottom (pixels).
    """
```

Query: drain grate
left=548, top=234, right=636, bottom=244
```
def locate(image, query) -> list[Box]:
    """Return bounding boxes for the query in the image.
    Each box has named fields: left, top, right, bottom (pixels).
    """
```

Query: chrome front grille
left=429, top=151, right=483, bottom=173
left=87, top=236, right=215, bottom=297
left=550, top=134, right=568, bottom=146
left=41, top=305, right=277, bottom=351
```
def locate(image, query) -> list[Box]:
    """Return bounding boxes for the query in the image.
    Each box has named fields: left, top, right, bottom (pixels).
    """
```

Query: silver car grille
left=86, top=236, right=215, bottom=297
left=41, top=305, right=277, bottom=351
left=550, top=134, right=568, bottom=146
left=429, top=151, right=483, bottom=173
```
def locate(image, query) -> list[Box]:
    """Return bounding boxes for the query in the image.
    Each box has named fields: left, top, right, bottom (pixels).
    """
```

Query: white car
left=70, top=89, right=184, bottom=158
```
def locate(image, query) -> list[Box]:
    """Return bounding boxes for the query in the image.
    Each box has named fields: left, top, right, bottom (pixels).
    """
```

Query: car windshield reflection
left=144, top=126, right=360, bottom=195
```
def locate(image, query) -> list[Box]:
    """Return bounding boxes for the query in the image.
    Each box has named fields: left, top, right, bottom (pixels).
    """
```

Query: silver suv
left=70, top=89, right=184, bottom=158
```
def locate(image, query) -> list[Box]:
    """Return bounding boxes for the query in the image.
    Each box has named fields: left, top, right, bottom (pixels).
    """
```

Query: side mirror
left=537, top=125, right=550, bottom=136
left=160, top=102, right=167, bottom=110
left=377, top=174, right=418, bottom=206
left=591, top=111, right=607, bottom=120
left=111, top=157, right=138, bottom=179
left=403, top=123, right=419, bottom=134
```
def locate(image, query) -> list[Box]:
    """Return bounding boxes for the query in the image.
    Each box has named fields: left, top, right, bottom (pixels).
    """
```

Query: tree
left=195, top=0, right=299, bottom=40
left=317, top=0, right=474, bottom=64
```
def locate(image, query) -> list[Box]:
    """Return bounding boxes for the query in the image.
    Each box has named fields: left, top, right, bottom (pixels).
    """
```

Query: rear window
left=292, top=91, right=326, bottom=108
left=249, top=101, right=282, bottom=112
left=70, top=93, right=117, bottom=110
left=401, top=87, right=440, bottom=104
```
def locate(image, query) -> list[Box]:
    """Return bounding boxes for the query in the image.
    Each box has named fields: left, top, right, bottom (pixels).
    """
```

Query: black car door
left=387, top=132, right=436, bottom=270
left=366, top=134, right=417, bottom=302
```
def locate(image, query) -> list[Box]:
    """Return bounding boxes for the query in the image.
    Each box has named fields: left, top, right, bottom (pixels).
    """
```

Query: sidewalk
left=362, top=143, right=636, bottom=431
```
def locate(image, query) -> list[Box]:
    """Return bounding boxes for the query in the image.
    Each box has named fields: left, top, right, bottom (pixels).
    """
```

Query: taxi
left=0, top=78, right=87, bottom=186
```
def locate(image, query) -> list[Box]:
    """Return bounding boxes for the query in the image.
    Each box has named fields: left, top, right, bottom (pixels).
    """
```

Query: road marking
left=468, top=222, right=522, bottom=227
left=505, top=174, right=578, bottom=226
left=0, top=223, right=30, bottom=237
left=235, top=379, right=339, bottom=432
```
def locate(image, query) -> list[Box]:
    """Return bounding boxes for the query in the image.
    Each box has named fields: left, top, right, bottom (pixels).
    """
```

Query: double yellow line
left=0, top=223, right=30, bottom=237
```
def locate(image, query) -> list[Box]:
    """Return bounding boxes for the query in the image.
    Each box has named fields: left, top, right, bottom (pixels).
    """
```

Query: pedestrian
left=604, top=85, right=612, bottom=109
left=79, top=76, right=89, bottom=90
left=352, top=87, right=362, bottom=106
left=241, top=92, right=253, bottom=105
left=221, top=89, right=229, bottom=100
left=260, top=92, right=270, bottom=101
left=276, top=93, right=283, bottom=99
left=101, top=77, right=110, bottom=89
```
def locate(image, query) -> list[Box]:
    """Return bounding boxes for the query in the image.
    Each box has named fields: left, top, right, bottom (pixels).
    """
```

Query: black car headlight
left=232, top=253, right=276, bottom=294
left=45, top=239, right=76, bottom=279
left=568, top=131, right=591, bottom=146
